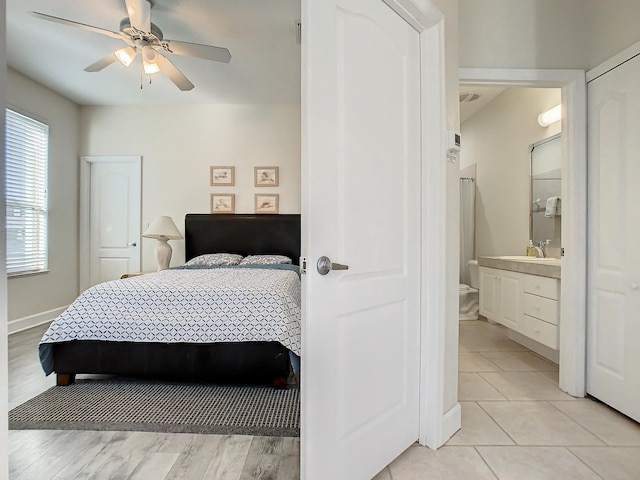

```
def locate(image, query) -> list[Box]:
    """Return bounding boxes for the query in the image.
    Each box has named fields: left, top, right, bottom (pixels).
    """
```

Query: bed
left=39, top=214, right=301, bottom=387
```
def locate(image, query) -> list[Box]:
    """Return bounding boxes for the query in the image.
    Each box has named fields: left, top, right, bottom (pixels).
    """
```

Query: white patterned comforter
left=40, top=266, right=301, bottom=360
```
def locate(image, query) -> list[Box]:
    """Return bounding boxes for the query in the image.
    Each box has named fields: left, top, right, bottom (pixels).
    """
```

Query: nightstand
left=120, top=272, right=144, bottom=279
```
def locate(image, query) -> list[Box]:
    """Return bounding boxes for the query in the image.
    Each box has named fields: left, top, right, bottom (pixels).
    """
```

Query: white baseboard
left=508, top=329, right=560, bottom=365
left=440, top=402, right=461, bottom=445
left=8, top=306, right=67, bottom=335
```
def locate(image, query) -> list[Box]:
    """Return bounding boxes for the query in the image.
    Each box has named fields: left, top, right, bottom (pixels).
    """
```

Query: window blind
left=5, top=109, right=49, bottom=275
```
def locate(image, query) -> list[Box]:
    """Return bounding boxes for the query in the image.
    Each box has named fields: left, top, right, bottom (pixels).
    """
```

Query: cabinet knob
left=631, top=282, right=639, bottom=291
left=534, top=306, right=540, bottom=310
left=534, top=328, right=540, bottom=333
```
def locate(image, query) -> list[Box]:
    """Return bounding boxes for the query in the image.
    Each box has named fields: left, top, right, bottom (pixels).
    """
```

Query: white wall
left=0, top=0, right=9, bottom=473
left=459, top=0, right=640, bottom=70
left=80, top=104, right=301, bottom=272
left=443, top=0, right=462, bottom=419
left=585, top=0, right=640, bottom=68
left=6, top=68, right=81, bottom=327
left=460, top=87, right=561, bottom=258
left=433, top=0, right=460, bottom=131
left=459, top=0, right=589, bottom=69
left=428, top=0, right=462, bottom=431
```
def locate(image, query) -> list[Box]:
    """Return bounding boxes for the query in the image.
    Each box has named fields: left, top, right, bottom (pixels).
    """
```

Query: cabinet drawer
left=523, top=274, right=559, bottom=300
left=523, top=293, right=559, bottom=325
left=523, top=315, right=558, bottom=349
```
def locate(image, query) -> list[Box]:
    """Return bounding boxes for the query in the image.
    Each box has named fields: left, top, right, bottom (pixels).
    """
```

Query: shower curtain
left=459, top=178, right=476, bottom=285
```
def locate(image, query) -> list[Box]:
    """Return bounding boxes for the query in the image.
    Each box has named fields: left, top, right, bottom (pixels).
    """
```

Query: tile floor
left=374, top=318, right=640, bottom=480
left=9, top=320, right=640, bottom=479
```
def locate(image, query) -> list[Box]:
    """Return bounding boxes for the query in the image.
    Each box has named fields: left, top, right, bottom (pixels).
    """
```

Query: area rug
left=9, top=379, right=299, bottom=437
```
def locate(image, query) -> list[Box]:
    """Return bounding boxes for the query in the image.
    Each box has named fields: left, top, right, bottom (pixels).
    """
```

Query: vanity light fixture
left=538, top=104, right=562, bottom=127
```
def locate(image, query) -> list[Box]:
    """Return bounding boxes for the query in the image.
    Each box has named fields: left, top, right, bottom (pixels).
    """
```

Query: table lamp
left=142, top=216, right=183, bottom=271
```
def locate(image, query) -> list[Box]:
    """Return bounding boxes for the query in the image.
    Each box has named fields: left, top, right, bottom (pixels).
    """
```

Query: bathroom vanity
left=478, top=256, right=561, bottom=357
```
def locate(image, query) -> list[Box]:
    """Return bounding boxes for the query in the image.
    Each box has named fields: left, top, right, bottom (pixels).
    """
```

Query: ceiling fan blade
left=125, top=0, right=151, bottom=33
left=155, top=54, right=194, bottom=91
left=163, top=40, right=231, bottom=63
left=30, top=11, right=122, bottom=40
left=84, top=52, right=118, bottom=72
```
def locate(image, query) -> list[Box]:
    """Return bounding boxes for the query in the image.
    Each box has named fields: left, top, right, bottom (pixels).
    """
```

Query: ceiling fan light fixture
left=31, top=4, right=230, bottom=92
left=143, top=59, right=160, bottom=75
left=115, top=46, right=136, bottom=66
left=141, top=45, right=159, bottom=74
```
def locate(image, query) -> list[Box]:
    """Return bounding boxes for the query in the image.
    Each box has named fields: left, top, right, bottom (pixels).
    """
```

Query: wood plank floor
left=8, top=324, right=300, bottom=480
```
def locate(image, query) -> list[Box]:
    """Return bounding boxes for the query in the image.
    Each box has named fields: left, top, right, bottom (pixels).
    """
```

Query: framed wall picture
left=255, top=194, right=279, bottom=214
left=210, top=193, right=235, bottom=213
left=254, top=166, right=279, bottom=186
left=210, top=166, right=235, bottom=186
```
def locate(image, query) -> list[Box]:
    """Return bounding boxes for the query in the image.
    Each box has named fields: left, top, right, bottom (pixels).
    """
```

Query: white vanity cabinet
left=479, top=267, right=522, bottom=331
left=479, top=268, right=500, bottom=319
left=522, top=275, right=560, bottom=349
left=479, top=266, right=560, bottom=349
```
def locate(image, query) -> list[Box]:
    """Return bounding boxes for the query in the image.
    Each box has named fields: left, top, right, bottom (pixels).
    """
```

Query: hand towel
left=545, top=196, right=559, bottom=217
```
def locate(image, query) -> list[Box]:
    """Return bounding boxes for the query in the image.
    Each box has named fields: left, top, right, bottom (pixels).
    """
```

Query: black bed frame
left=52, top=214, right=301, bottom=387
left=185, top=214, right=301, bottom=264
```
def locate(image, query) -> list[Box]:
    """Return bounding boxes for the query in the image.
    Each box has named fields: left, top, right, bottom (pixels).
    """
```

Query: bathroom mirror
left=530, top=133, right=561, bottom=255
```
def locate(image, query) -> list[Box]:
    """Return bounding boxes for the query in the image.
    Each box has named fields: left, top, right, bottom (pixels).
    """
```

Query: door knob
left=317, top=256, right=349, bottom=275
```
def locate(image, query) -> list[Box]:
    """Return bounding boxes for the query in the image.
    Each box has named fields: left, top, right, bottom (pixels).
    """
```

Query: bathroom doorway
left=458, top=68, right=587, bottom=398
left=457, top=84, right=564, bottom=386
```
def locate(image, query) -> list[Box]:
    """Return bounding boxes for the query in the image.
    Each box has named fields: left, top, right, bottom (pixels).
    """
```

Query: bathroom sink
left=497, top=256, right=560, bottom=263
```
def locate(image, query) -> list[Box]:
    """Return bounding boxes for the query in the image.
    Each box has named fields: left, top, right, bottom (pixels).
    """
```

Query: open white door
left=302, top=0, right=421, bottom=478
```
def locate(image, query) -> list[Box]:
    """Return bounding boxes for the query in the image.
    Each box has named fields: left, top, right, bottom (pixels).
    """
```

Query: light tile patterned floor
left=375, top=318, right=640, bottom=480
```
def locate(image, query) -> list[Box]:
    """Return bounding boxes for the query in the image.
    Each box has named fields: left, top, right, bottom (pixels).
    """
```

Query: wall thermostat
left=448, top=130, right=461, bottom=152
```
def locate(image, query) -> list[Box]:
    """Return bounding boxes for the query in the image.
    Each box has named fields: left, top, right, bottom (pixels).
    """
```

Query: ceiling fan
left=30, top=0, right=231, bottom=91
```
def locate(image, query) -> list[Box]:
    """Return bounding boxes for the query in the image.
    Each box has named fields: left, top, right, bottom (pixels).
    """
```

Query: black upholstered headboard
left=185, top=214, right=301, bottom=265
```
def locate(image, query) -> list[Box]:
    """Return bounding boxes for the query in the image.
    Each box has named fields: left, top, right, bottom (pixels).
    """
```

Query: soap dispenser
left=526, top=240, right=536, bottom=256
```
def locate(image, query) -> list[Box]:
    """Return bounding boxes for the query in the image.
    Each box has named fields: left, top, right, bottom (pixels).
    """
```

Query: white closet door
left=586, top=53, right=640, bottom=422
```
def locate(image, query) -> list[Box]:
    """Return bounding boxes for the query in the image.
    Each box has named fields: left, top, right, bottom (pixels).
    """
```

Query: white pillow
left=184, top=253, right=243, bottom=266
left=239, top=255, right=292, bottom=265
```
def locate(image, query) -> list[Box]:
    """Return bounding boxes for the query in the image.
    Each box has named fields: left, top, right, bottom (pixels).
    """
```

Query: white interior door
left=83, top=156, right=141, bottom=287
left=302, top=0, right=421, bottom=478
left=586, top=54, right=640, bottom=422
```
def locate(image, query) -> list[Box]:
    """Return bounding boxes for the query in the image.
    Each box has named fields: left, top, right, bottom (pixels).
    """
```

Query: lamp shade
left=142, top=45, right=160, bottom=74
left=115, top=46, right=136, bottom=67
left=142, top=216, right=183, bottom=240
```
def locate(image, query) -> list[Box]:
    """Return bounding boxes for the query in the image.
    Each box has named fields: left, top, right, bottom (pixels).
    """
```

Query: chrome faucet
left=535, top=240, right=550, bottom=258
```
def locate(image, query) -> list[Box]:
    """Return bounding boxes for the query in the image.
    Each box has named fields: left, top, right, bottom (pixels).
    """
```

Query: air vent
left=459, top=92, right=480, bottom=103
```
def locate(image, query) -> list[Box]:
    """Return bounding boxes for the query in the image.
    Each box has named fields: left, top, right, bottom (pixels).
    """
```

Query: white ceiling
left=459, top=85, right=507, bottom=123
left=6, top=0, right=301, bottom=106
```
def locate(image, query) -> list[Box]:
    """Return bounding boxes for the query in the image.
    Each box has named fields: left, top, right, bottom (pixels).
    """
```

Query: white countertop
left=478, top=256, right=561, bottom=279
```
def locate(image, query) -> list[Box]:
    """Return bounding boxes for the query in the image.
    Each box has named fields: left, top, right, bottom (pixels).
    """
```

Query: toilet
left=459, top=259, right=479, bottom=320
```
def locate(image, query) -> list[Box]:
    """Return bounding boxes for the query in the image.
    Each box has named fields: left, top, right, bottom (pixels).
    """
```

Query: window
left=5, top=109, right=49, bottom=275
